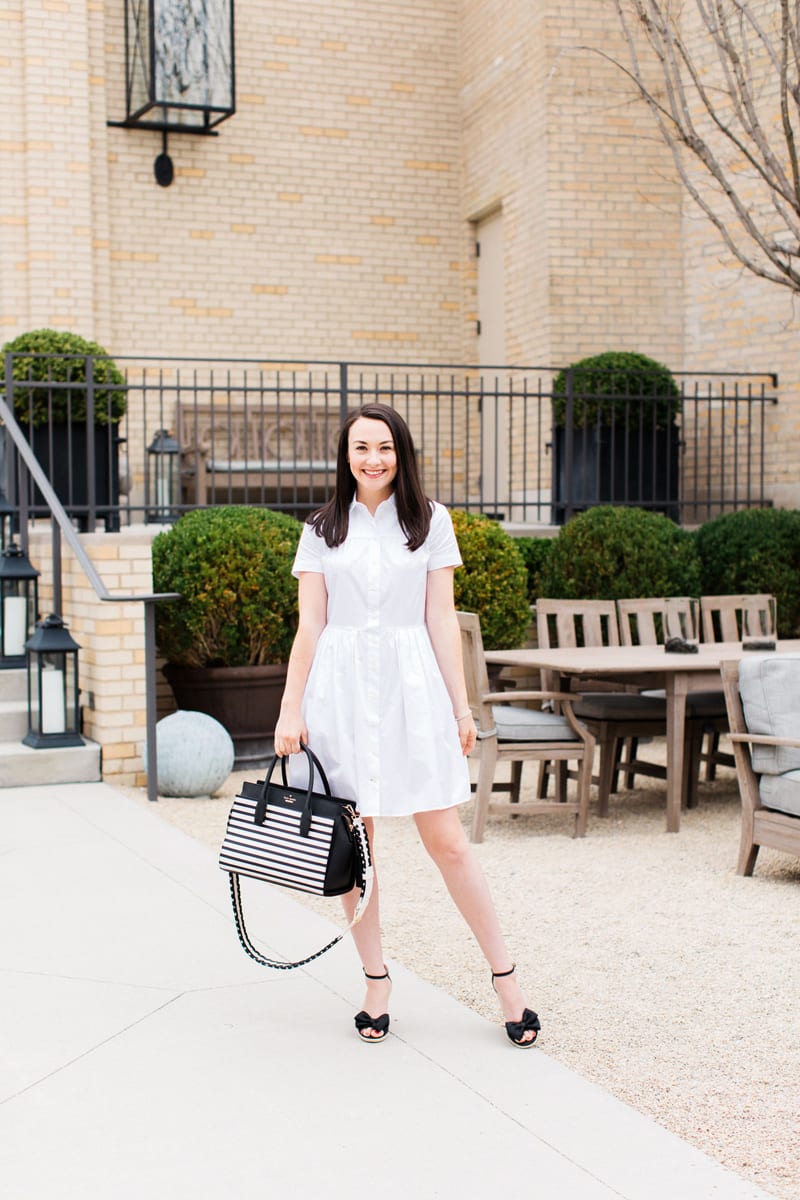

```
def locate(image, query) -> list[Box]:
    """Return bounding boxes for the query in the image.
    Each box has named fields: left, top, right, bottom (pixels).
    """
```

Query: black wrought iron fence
left=0, top=353, right=778, bottom=529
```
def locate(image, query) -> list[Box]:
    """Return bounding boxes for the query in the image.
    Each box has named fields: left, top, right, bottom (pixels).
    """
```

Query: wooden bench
left=177, top=400, right=339, bottom=508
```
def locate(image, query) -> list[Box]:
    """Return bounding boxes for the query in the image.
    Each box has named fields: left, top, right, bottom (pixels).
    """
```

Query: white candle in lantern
left=3, top=595, right=27, bottom=656
left=41, top=667, right=66, bottom=734
left=156, top=476, right=169, bottom=511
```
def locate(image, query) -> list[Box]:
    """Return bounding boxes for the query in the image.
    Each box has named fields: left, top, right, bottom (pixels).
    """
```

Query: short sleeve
left=292, top=521, right=326, bottom=577
left=426, top=504, right=463, bottom=571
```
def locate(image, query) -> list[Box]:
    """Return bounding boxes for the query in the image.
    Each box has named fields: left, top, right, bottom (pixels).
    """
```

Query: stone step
left=0, top=669, right=27, bottom=703
left=0, top=739, right=101, bottom=787
left=0, top=700, right=28, bottom=742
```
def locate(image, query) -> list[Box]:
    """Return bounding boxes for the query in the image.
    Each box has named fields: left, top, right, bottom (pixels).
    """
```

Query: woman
left=273, top=403, right=539, bottom=1048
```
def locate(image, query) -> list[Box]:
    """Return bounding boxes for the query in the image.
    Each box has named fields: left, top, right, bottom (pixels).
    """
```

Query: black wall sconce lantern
left=24, top=614, right=83, bottom=749
left=0, top=543, right=40, bottom=670
left=146, top=429, right=180, bottom=523
left=109, top=0, right=236, bottom=186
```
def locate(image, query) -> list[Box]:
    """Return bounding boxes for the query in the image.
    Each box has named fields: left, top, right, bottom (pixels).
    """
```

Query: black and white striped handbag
left=219, top=742, right=373, bottom=970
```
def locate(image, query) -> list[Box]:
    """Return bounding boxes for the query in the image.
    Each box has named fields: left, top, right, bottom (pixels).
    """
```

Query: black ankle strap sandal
left=354, top=967, right=391, bottom=1043
left=491, top=965, right=541, bottom=1049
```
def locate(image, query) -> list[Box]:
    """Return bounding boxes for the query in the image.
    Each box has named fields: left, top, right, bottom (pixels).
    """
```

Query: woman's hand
left=273, top=709, right=308, bottom=758
left=456, top=713, right=477, bottom=756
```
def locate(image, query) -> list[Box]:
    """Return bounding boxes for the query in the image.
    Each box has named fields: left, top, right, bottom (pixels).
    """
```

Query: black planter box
left=552, top=424, right=680, bottom=524
left=28, top=423, right=122, bottom=532
left=163, top=662, right=288, bottom=767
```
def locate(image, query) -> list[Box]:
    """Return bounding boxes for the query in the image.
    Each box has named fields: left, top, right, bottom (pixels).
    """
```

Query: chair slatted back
left=700, top=595, right=776, bottom=643
left=535, top=599, right=619, bottom=692
left=536, top=598, right=619, bottom=650
left=457, top=611, right=491, bottom=724
left=617, top=597, right=697, bottom=646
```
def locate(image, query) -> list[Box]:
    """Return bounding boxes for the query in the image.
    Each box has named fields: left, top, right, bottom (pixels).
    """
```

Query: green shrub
left=541, top=505, right=701, bottom=600
left=552, top=350, right=681, bottom=430
left=1, top=328, right=126, bottom=426
left=514, top=535, right=554, bottom=605
left=695, top=508, right=800, bottom=637
left=152, top=506, right=303, bottom=667
left=450, top=510, right=531, bottom=648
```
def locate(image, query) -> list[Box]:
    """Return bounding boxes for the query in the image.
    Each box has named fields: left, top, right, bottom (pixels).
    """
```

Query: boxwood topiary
left=450, top=510, right=531, bottom=648
left=552, top=350, right=681, bottom=430
left=540, top=505, right=701, bottom=600
left=152, top=506, right=303, bottom=667
left=514, top=535, right=555, bottom=605
left=2, top=328, right=126, bottom=426
left=695, top=508, right=800, bottom=637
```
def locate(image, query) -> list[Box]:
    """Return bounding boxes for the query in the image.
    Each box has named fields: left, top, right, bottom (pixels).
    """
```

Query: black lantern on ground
left=23, top=614, right=82, bottom=748
left=147, top=429, right=180, bottom=523
left=0, top=543, right=39, bottom=669
left=110, top=0, right=236, bottom=186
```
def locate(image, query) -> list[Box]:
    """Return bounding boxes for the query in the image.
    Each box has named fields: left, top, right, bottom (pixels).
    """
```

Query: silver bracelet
left=454, top=711, right=472, bottom=722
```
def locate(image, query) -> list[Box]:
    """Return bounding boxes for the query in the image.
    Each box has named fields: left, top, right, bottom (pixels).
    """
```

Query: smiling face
left=347, top=416, right=398, bottom=506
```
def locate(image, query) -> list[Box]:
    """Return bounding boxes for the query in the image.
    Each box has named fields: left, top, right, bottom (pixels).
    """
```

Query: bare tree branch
left=592, top=1, right=800, bottom=294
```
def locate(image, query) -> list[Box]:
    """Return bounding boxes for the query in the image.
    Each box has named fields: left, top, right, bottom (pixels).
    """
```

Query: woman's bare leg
left=341, top=818, right=391, bottom=1037
left=414, top=806, right=535, bottom=1042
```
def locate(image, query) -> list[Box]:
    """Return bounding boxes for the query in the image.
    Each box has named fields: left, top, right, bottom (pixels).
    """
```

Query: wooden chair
left=617, top=596, right=698, bottom=649
left=616, top=597, right=723, bottom=803
left=700, top=594, right=777, bottom=643
left=535, top=599, right=668, bottom=816
left=720, top=658, right=800, bottom=875
left=457, top=611, right=595, bottom=841
left=699, top=595, right=778, bottom=780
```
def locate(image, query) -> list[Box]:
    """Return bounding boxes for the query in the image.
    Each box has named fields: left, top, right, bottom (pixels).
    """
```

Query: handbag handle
left=227, top=812, right=374, bottom=970
left=253, top=742, right=333, bottom=836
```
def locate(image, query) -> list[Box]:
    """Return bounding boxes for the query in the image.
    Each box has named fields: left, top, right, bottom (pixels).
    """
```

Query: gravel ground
left=128, top=753, right=800, bottom=1200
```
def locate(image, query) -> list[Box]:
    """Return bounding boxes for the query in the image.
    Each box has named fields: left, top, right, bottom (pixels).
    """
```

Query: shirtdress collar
left=350, top=492, right=398, bottom=523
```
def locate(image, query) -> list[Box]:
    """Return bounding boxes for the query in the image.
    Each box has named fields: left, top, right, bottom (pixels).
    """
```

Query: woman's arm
left=425, top=567, right=477, bottom=755
left=273, top=572, right=328, bottom=756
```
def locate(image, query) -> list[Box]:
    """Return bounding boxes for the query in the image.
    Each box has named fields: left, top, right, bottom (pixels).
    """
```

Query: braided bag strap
left=227, top=814, right=374, bottom=970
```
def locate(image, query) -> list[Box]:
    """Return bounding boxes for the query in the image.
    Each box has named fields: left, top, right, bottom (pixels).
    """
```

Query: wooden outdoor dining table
left=484, top=639, right=800, bottom=832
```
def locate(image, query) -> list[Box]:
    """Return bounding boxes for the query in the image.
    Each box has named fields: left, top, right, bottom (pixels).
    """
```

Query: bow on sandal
left=354, top=967, right=391, bottom=1043
left=491, top=965, right=541, bottom=1049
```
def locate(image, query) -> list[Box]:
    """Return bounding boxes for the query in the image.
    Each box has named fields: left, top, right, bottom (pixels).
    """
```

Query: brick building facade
left=2, top=1, right=798, bottom=783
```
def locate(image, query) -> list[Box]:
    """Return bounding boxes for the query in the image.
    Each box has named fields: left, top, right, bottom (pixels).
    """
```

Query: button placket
left=365, top=530, right=381, bottom=797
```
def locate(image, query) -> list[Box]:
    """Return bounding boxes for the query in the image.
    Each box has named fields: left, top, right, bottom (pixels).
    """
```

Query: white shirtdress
left=290, top=495, right=470, bottom=817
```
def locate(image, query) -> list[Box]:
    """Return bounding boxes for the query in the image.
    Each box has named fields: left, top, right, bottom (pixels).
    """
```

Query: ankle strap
left=363, top=966, right=390, bottom=981
left=491, top=964, right=516, bottom=981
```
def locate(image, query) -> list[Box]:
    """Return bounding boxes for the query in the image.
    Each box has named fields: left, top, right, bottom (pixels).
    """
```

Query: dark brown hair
left=309, top=403, right=432, bottom=549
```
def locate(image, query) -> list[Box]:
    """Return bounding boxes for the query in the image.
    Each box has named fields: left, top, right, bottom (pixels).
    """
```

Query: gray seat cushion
left=738, top=654, right=800, bottom=774
left=760, top=769, right=800, bottom=819
left=573, top=692, right=666, bottom=721
left=492, top=704, right=578, bottom=741
left=640, top=688, right=727, bottom=717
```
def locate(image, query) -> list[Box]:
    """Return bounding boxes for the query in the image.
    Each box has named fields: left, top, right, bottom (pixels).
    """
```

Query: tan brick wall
left=677, top=0, right=799, bottom=508
left=27, top=525, right=161, bottom=786
left=0, top=0, right=791, bottom=511
left=460, top=0, right=684, bottom=369
left=3, top=1, right=468, bottom=360
left=0, top=1, right=773, bottom=385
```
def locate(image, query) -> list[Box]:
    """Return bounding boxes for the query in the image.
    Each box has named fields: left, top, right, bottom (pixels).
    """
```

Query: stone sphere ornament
left=146, top=710, right=234, bottom=797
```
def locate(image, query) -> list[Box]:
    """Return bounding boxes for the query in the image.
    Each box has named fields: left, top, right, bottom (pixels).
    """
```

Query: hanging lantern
left=23, top=614, right=82, bottom=748
left=0, top=543, right=39, bottom=670
left=146, top=429, right=181, bottom=523
left=110, top=0, right=236, bottom=186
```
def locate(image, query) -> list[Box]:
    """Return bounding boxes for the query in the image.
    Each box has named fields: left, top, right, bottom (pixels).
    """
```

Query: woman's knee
left=417, top=810, right=471, bottom=869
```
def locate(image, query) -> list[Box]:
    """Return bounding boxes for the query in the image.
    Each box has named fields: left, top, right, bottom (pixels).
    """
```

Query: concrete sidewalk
left=0, top=783, right=776, bottom=1200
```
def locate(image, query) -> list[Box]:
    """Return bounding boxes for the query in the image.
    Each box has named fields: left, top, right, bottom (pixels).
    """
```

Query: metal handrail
left=0, top=393, right=178, bottom=802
